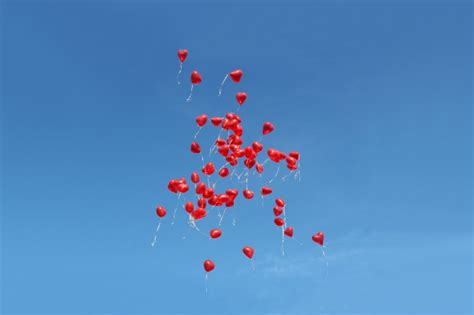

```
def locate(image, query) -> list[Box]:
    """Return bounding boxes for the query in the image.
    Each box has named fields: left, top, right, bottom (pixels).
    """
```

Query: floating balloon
left=312, top=232, right=324, bottom=246
left=156, top=206, right=166, bottom=218
left=236, top=92, right=247, bottom=106
left=187, top=71, right=202, bottom=102
left=219, top=167, right=229, bottom=177
left=196, top=114, right=208, bottom=127
left=176, top=49, right=188, bottom=84
left=211, top=117, right=223, bottom=127
left=204, top=259, right=215, bottom=272
left=262, top=122, right=274, bottom=135
left=284, top=227, right=294, bottom=237
left=210, top=229, right=222, bottom=239
left=256, top=163, right=264, bottom=174
left=191, top=172, right=200, bottom=184
left=184, top=202, right=194, bottom=214
left=275, top=198, right=285, bottom=208
left=190, top=142, right=201, bottom=154
left=229, top=69, right=243, bottom=83
left=273, top=206, right=283, bottom=216
left=192, top=208, right=207, bottom=220
left=252, top=141, right=263, bottom=153
left=261, top=186, right=272, bottom=196
left=243, top=189, right=254, bottom=199
left=242, top=246, right=254, bottom=259
left=274, top=218, right=284, bottom=227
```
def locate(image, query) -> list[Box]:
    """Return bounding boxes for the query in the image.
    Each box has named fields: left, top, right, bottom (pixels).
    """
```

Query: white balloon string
left=269, top=163, right=281, bottom=183
left=250, top=259, right=255, bottom=271
left=194, top=127, right=202, bottom=139
left=177, top=62, right=183, bottom=85
left=171, top=192, right=182, bottom=225
left=186, top=84, right=194, bottom=102
left=218, top=207, right=227, bottom=226
left=150, top=220, right=162, bottom=247
left=218, top=74, right=228, bottom=96
left=205, top=273, right=209, bottom=293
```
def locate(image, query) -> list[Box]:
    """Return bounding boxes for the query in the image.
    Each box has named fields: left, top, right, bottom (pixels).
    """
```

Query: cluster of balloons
left=152, top=49, right=325, bottom=283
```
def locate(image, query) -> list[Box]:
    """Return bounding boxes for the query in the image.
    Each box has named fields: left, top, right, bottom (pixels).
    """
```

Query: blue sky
left=1, top=1, right=472, bottom=314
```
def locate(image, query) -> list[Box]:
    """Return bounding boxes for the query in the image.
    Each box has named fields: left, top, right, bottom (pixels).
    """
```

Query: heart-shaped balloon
left=190, top=172, right=200, bottom=184
left=203, top=187, right=214, bottom=199
left=226, top=189, right=238, bottom=199
left=275, top=198, right=285, bottom=208
left=273, top=206, right=283, bottom=216
left=204, top=259, right=215, bottom=272
left=218, top=145, right=229, bottom=157
left=210, top=228, right=222, bottom=239
left=156, top=206, right=167, bottom=218
left=168, top=180, right=179, bottom=193
left=236, top=92, right=247, bottom=105
left=289, top=151, right=300, bottom=160
left=243, top=189, right=254, bottom=200
left=262, top=122, right=274, bottom=135
left=286, top=156, right=297, bottom=166
left=190, top=142, right=201, bottom=154
left=274, top=218, right=284, bottom=227
left=252, top=141, right=263, bottom=153
left=177, top=183, right=189, bottom=193
left=184, top=202, right=194, bottom=214
left=177, top=49, right=188, bottom=63
left=196, top=114, right=208, bottom=127
left=229, top=69, right=243, bottom=83
left=191, top=71, right=202, bottom=84
left=192, top=208, right=207, bottom=220
left=312, top=232, right=324, bottom=246
left=256, top=163, right=264, bottom=174
left=219, top=167, right=229, bottom=177
left=195, top=182, right=206, bottom=194
left=218, top=194, right=230, bottom=204
left=244, top=158, right=256, bottom=169
left=198, top=197, right=206, bottom=209
left=202, top=162, right=215, bottom=175
left=242, top=246, right=254, bottom=259
left=267, top=149, right=281, bottom=163
left=284, top=227, right=294, bottom=237
left=211, top=117, right=223, bottom=127
left=261, top=186, right=273, bottom=196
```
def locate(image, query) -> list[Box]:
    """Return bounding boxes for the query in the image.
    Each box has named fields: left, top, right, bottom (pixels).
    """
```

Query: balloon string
left=218, top=207, right=227, bottom=226
left=205, top=273, right=209, bottom=293
left=177, top=62, right=183, bottom=85
left=194, top=127, right=202, bottom=139
left=281, top=226, right=285, bottom=256
left=186, top=84, right=194, bottom=102
left=218, top=74, right=228, bottom=96
left=200, top=152, right=205, bottom=168
left=232, top=216, right=236, bottom=226
left=171, top=192, right=182, bottom=225
left=150, top=220, right=162, bottom=247
left=250, top=259, right=255, bottom=271
left=269, top=163, right=281, bottom=183
left=282, top=171, right=292, bottom=182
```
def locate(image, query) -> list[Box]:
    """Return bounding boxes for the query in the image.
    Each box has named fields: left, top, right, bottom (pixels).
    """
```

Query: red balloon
left=191, top=71, right=202, bottom=84
left=177, top=49, right=188, bottom=63
left=196, top=182, right=206, bottom=194
left=218, top=194, right=230, bottom=204
left=196, top=114, right=208, bottom=127
left=219, top=167, right=229, bottom=177
left=262, top=122, right=274, bottom=135
left=203, top=162, right=215, bottom=175
left=243, top=189, right=254, bottom=200
left=261, top=186, right=272, bottom=196
left=192, top=208, right=207, bottom=220
left=252, top=141, right=263, bottom=153
left=234, top=124, right=243, bottom=136
left=184, top=202, right=194, bottom=214
left=244, top=147, right=256, bottom=159
left=286, top=156, right=297, bottom=166
left=156, top=206, right=166, bottom=218
left=236, top=92, right=247, bottom=105
left=203, top=187, right=214, bottom=199
left=273, top=206, right=283, bottom=216
left=255, top=163, right=264, bottom=174
left=168, top=180, right=179, bottom=193
left=274, top=218, right=284, bottom=227
left=211, top=117, right=223, bottom=127
left=215, top=138, right=226, bottom=147
left=208, top=195, right=219, bottom=206
left=210, top=229, right=222, bottom=239
left=275, top=198, right=285, bottom=207
left=267, top=149, right=281, bottom=163
left=226, top=189, right=238, bottom=199
left=226, top=155, right=238, bottom=166
left=287, top=164, right=298, bottom=171
left=190, top=142, right=201, bottom=154
left=244, top=158, right=256, bottom=169
left=218, top=145, right=229, bottom=157
left=289, top=151, right=300, bottom=160
left=284, top=227, right=294, bottom=237
left=177, top=183, right=189, bottom=193
left=204, top=259, right=215, bottom=272
left=198, top=197, right=207, bottom=209
left=229, top=69, right=243, bottom=83
left=191, top=172, right=200, bottom=184
left=242, top=246, right=254, bottom=259
left=312, top=232, right=324, bottom=246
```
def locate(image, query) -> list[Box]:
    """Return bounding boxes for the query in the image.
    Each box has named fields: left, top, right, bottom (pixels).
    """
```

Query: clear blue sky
left=1, top=1, right=472, bottom=314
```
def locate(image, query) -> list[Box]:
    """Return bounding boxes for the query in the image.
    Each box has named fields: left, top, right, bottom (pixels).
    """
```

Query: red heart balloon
left=236, top=92, right=247, bottom=105
left=210, top=229, right=222, bottom=239
left=261, top=186, right=272, bottom=196
left=274, top=218, right=284, bottom=227
left=226, top=189, right=238, bottom=199
left=284, top=227, right=294, bottom=237
left=289, top=151, right=300, bottom=160
left=195, top=182, right=206, bottom=194
left=190, top=142, right=201, bottom=154
left=312, top=232, right=324, bottom=246
left=177, top=183, right=189, bottom=193
left=198, top=197, right=206, bottom=209
left=273, top=206, right=283, bottom=216
left=275, top=198, right=285, bottom=207
left=202, top=162, right=215, bottom=175
left=229, top=69, right=243, bottom=83
left=267, top=149, right=281, bottom=163
left=203, top=259, right=215, bottom=272
left=191, top=71, right=202, bottom=84
left=262, top=122, right=274, bottom=135
left=218, top=194, right=230, bottom=204
left=196, top=114, right=208, bottom=127
left=156, top=206, right=166, bottom=218
left=286, top=156, right=297, bottom=166
left=184, top=202, right=194, bottom=214
left=219, top=167, right=229, bottom=177
left=255, top=163, right=264, bottom=174
left=242, top=246, right=254, bottom=259
left=243, top=189, right=254, bottom=200
left=168, top=180, right=179, bottom=193
left=244, top=158, right=256, bottom=169
left=252, top=141, right=263, bottom=153
left=203, top=187, right=214, bottom=199
left=218, top=145, right=229, bottom=157
left=192, top=208, right=207, bottom=220
left=190, top=172, right=200, bottom=184
left=177, top=49, right=188, bottom=63
left=211, top=117, right=223, bottom=127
